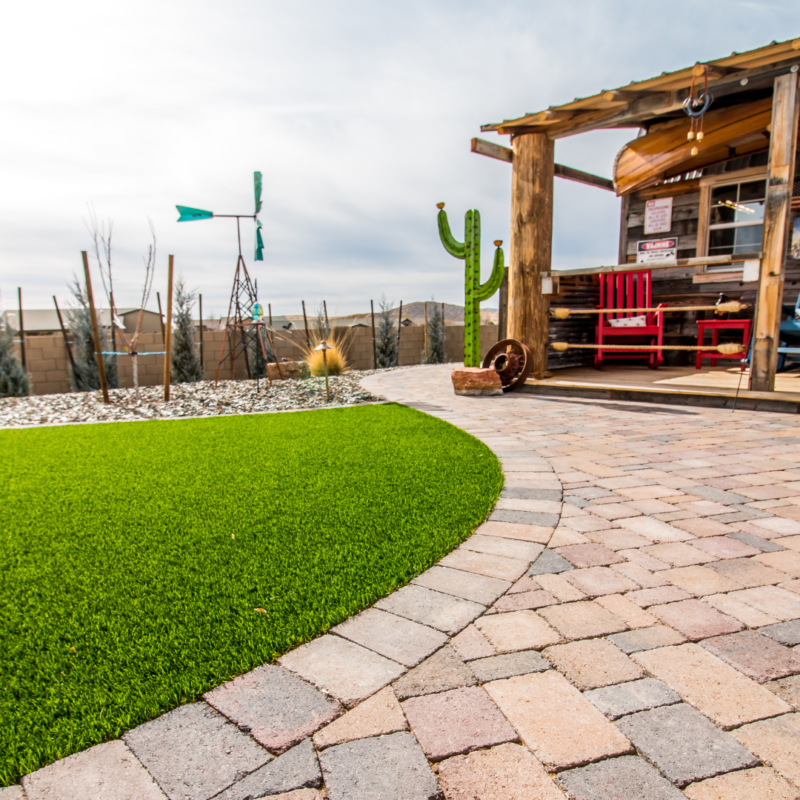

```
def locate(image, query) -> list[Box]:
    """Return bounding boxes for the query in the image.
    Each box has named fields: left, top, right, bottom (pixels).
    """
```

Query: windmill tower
left=176, top=172, right=281, bottom=383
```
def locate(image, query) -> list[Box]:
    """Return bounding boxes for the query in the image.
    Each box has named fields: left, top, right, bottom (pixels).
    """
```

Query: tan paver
left=709, top=557, right=790, bottom=587
left=450, top=624, right=495, bottom=660
left=586, top=530, right=653, bottom=551
left=477, top=521, right=554, bottom=544
left=703, top=593, right=780, bottom=627
left=611, top=561, right=668, bottom=588
left=476, top=611, right=561, bottom=653
left=733, top=714, right=800, bottom=789
left=642, top=542, right=717, bottom=567
left=727, top=585, right=800, bottom=621
left=633, top=643, right=791, bottom=728
left=673, top=518, right=735, bottom=538
left=626, top=586, right=692, bottom=607
left=438, top=549, right=531, bottom=582
left=595, top=594, right=658, bottom=628
left=650, top=599, right=743, bottom=641
left=618, top=517, right=692, bottom=542
left=563, top=567, right=639, bottom=597
left=538, top=601, right=627, bottom=640
left=683, top=767, right=800, bottom=800
left=313, top=687, right=406, bottom=749
left=661, top=565, right=742, bottom=596
left=543, top=639, right=644, bottom=690
left=756, top=551, right=800, bottom=578
left=484, top=671, right=633, bottom=769
left=534, top=573, right=587, bottom=602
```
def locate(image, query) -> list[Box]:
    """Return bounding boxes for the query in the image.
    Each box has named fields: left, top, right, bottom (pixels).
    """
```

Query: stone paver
left=205, top=664, right=342, bottom=753
left=375, top=585, right=484, bottom=635
left=213, top=739, right=321, bottom=800
left=392, top=645, right=476, bottom=700
left=333, top=608, right=448, bottom=667
left=402, top=686, right=518, bottom=760
left=727, top=585, right=800, bottom=621
left=261, top=791, right=325, bottom=800
left=461, top=533, right=545, bottom=562
left=538, top=601, right=627, bottom=640
left=438, top=549, right=530, bottom=581
left=683, top=767, right=800, bottom=800
left=650, top=599, right=743, bottom=641
left=528, top=549, right=574, bottom=575
left=661, top=565, right=742, bottom=596
left=594, top=594, right=657, bottom=628
left=478, top=520, right=554, bottom=543
left=450, top=624, right=495, bottom=659
left=757, top=550, right=800, bottom=576
left=701, top=630, right=800, bottom=682
left=484, top=671, right=633, bottom=770
left=691, top=536, right=761, bottom=559
left=434, top=743, right=565, bottom=800
left=633, top=643, right=791, bottom=728
left=616, top=704, right=758, bottom=787
left=413, top=565, right=510, bottom=605
left=557, top=755, right=685, bottom=800
left=732, top=714, right=800, bottom=789
left=761, top=619, right=800, bottom=646
left=727, top=531, right=787, bottom=552
left=769, top=675, right=800, bottom=708
left=476, top=610, right=561, bottom=652
left=625, top=586, right=692, bottom=607
left=123, top=703, right=271, bottom=800
left=318, top=731, right=441, bottom=800
left=543, top=639, right=644, bottom=690
left=534, top=572, right=587, bottom=600
left=702, top=592, right=780, bottom=626
left=313, top=687, right=406, bottom=749
left=642, top=542, right=716, bottom=567
left=607, top=625, right=686, bottom=654
left=584, top=678, right=680, bottom=719
left=21, top=741, right=167, bottom=800
left=555, top=544, right=623, bottom=567
left=279, top=634, right=405, bottom=707
left=707, top=557, right=789, bottom=587
left=468, top=649, right=550, bottom=681
left=563, top=567, right=638, bottom=597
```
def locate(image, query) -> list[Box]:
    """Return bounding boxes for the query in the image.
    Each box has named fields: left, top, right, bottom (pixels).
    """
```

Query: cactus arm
left=475, top=243, right=505, bottom=301
left=438, top=209, right=466, bottom=258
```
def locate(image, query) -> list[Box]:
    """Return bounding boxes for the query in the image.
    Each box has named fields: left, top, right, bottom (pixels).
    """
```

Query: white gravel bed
left=0, top=373, right=383, bottom=428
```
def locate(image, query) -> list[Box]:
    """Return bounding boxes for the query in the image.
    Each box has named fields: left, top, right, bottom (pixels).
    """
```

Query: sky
left=0, top=1, right=796, bottom=319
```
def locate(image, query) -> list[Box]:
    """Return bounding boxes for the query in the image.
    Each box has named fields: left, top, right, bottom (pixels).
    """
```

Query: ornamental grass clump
left=301, top=327, right=351, bottom=376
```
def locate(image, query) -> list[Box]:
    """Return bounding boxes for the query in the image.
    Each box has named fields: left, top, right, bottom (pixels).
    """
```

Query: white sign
left=644, top=197, right=673, bottom=235
left=637, top=238, right=678, bottom=264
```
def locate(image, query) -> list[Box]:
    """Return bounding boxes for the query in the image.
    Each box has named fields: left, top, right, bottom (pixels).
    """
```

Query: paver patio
left=9, top=363, right=800, bottom=798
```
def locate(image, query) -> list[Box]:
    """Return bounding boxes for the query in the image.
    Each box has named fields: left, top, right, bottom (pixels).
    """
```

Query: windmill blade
left=255, top=220, right=264, bottom=262
left=176, top=205, right=214, bottom=222
left=254, top=171, right=263, bottom=215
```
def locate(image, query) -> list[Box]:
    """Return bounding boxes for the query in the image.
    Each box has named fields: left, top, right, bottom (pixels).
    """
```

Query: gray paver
left=490, top=509, right=561, bottom=527
left=374, top=584, right=484, bottom=635
left=205, top=665, right=342, bottom=753
left=279, top=635, right=405, bottom=707
left=584, top=678, right=681, bottom=719
left=502, top=487, right=562, bottom=501
left=123, top=702, right=271, bottom=800
left=392, top=645, right=476, bottom=700
left=212, top=738, right=321, bottom=800
left=412, top=565, right=511, bottom=605
left=727, top=532, right=787, bottom=552
left=461, top=534, right=545, bottom=562
left=332, top=609, right=448, bottom=667
left=615, top=704, right=758, bottom=787
left=527, top=549, right=574, bottom=576
left=760, top=619, right=800, bottom=646
left=467, top=650, right=550, bottom=682
left=318, top=731, right=442, bottom=800
left=557, top=755, right=684, bottom=799
left=607, top=625, right=685, bottom=654
left=690, top=486, right=749, bottom=505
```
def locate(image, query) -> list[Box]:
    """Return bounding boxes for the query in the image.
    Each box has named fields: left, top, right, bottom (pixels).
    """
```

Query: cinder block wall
left=13, top=324, right=500, bottom=396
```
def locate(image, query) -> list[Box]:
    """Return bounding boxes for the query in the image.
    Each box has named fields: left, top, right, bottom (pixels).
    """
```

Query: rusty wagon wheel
left=482, top=338, right=533, bottom=392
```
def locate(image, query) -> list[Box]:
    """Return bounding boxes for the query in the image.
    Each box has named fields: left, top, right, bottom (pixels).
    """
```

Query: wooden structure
left=475, top=37, right=800, bottom=392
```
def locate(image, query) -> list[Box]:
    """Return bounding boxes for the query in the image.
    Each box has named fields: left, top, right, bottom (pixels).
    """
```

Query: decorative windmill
left=176, top=172, right=281, bottom=384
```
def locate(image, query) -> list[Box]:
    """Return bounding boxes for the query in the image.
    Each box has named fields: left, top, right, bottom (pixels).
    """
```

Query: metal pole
left=397, top=301, right=403, bottom=367
left=301, top=300, right=311, bottom=346
left=370, top=299, right=377, bottom=369
left=163, top=255, right=175, bottom=401
left=53, top=296, right=77, bottom=376
left=198, top=293, right=204, bottom=378
left=323, top=348, right=330, bottom=401
left=156, top=291, right=166, bottom=342
left=82, top=251, right=110, bottom=403
left=16, top=287, right=26, bottom=369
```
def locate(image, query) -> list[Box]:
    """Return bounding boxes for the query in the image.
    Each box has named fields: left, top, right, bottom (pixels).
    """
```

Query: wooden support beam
left=163, top=255, right=175, bottom=401
left=471, top=138, right=614, bottom=191
left=82, top=251, right=110, bottom=404
left=509, top=132, right=554, bottom=378
left=750, top=73, right=800, bottom=392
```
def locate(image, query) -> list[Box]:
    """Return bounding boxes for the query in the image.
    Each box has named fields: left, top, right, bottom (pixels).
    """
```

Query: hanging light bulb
left=687, top=130, right=695, bottom=140
left=697, top=131, right=705, bottom=142
left=691, top=145, right=699, bottom=157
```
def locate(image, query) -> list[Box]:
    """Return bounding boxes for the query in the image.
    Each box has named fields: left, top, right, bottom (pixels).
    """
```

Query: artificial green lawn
left=0, top=403, right=502, bottom=786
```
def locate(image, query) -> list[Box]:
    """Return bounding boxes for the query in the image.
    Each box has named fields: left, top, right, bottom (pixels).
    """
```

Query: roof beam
left=470, top=138, right=614, bottom=191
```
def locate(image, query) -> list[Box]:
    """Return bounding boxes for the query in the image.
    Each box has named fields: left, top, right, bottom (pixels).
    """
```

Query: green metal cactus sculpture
left=437, top=203, right=505, bottom=367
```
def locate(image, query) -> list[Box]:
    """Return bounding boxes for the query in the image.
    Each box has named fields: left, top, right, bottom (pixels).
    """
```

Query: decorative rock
left=557, top=755, right=685, bottom=800
left=267, top=361, right=308, bottom=381
left=451, top=367, right=503, bottom=396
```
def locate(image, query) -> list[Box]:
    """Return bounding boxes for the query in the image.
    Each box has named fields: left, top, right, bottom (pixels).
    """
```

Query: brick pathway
left=7, top=364, right=800, bottom=800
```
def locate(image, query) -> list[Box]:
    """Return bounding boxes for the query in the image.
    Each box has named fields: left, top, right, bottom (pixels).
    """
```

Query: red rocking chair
left=595, top=270, right=665, bottom=368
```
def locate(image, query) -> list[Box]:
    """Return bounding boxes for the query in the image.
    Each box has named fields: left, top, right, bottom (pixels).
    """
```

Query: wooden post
left=53, top=296, right=77, bottom=376
left=498, top=267, right=509, bottom=340
left=109, top=290, right=117, bottom=357
left=301, top=300, right=311, bottom=346
left=509, top=132, right=555, bottom=378
left=370, top=299, right=377, bottom=368
left=163, top=255, right=175, bottom=400
left=82, top=251, right=110, bottom=403
left=397, top=301, right=403, bottom=366
left=323, top=300, right=330, bottom=331
left=268, top=303, right=273, bottom=328
left=198, top=293, right=204, bottom=377
left=750, top=73, right=800, bottom=392
left=618, top=194, right=631, bottom=265
left=424, top=303, right=429, bottom=362
left=156, top=291, right=166, bottom=342
left=16, top=287, right=26, bottom=369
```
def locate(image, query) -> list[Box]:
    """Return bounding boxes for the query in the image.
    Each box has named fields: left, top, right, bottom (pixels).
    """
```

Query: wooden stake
left=750, top=73, right=800, bottom=392
left=198, top=293, right=204, bottom=377
left=53, top=296, right=77, bottom=376
left=156, top=291, right=166, bottom=342
left=16, top=287, right=26, bottom=369
left=498, top=267, right=509, bottom=340
left=301, top=300, right=311, bottom=346
left=82, top=251, right=110, bottom=404
left=370, top=299, right=377, bottom=369
left=268, top=303, right=273, bottom=328
left=509, top=132, right=554, bottom=378
left=424, top=303, right=429, bottom=362
left=163, top=255, right=175, bottom=401
left=323, top=299, right=330, bottom=331
left=109, top=290, right=117, bottom=357
left=397, top=301, right=403, bottom=366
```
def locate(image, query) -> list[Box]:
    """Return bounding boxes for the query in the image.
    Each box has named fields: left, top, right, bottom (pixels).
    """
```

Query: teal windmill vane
left=437, top=203, right=505, bottom=367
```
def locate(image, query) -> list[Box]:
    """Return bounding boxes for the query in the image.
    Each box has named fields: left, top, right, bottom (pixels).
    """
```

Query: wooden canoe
left=613, top=97, right=773, bottom=195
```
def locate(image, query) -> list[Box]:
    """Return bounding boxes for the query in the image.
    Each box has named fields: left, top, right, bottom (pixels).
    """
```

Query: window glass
left=709, top=228, right=736, bottom=255
left=707, top=178, right=765, bottom=260
left=739, top=180, right=766, bottom=202
left=734, top=224, right=764, bottom=252
left=710, top=185, right=737, bottom=224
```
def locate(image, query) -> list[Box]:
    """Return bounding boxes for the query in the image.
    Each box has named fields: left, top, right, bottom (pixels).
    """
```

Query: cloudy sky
left=0, top=1, right=795, bottom=319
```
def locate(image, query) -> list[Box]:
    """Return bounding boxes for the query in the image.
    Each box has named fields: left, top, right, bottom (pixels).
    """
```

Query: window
left=707, top=179, right=766, bottom=259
